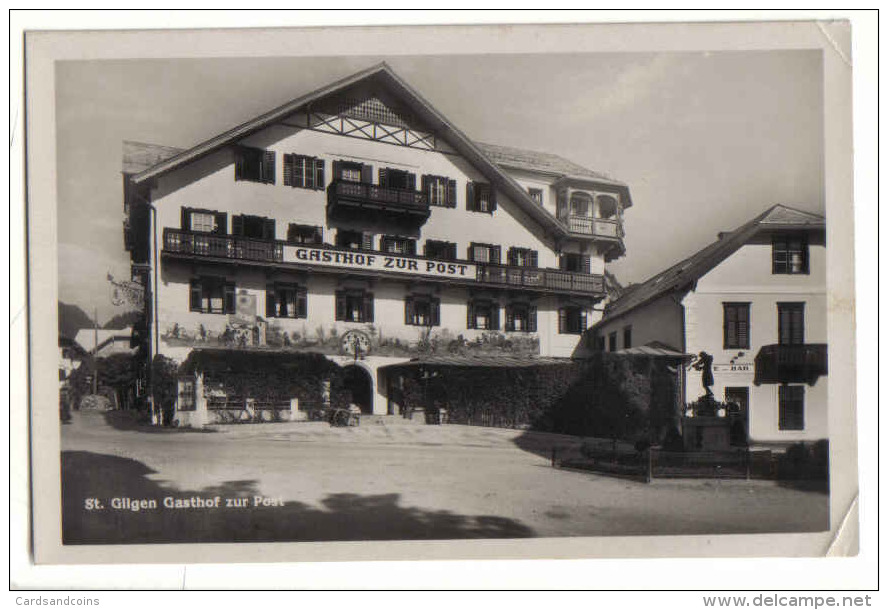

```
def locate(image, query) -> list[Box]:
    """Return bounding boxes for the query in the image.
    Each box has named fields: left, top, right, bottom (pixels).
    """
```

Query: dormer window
left=772, top=235, right=809, bottom=274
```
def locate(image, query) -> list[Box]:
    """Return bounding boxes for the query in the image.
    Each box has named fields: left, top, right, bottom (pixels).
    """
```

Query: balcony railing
left=327, top=179, right=430, bottom=220
left=558, top=214, right=623, bottom=238
left=164, top=229, right=283, bottom=263
left=164, top=228, right=606, bottom=296
left=753, top=343, right=828, bottom=385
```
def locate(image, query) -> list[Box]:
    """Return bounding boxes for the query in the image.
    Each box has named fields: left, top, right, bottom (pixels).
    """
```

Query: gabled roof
left=597, top=205, right=825, bottom=324
left=74, top=327, right=134, bottom=354
left=475, top=142, right=624, bottom=186
left=129, top=62, right=625, bottom=239
left=123, top=141, right=184, bottom=174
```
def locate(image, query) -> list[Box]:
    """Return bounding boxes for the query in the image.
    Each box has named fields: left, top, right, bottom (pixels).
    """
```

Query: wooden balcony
left=753, top=344, right=828, bottom=385
left=558, top=214, right=623, bottom=239
left=163, top=228, right=606, bottom=297
left=327, top=179, right=430, bottom=224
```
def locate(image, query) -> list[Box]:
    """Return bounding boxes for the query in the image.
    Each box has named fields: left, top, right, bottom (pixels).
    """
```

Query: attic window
left=235, top=146, right=275, bottom=184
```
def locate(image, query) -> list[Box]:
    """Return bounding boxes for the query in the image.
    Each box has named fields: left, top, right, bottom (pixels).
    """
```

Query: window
left=423, top=175, right=457, bottom=207
left=178, top=379, right=195, bottom=412
left=623, top=325, right=632, bottom=349
left=283, top=154, right=325, bottom=190
left=528, top=188, right=544, bottom=205
left=266, top=283, right=307, bottom=319
left=467, top=299, right=500, bottom=330
left=335, top=290, right=374, bottom=323
left=181, top=208, right=227, bottom=234
left=778, top=385, right=805, bottom=430
left=189, top=277, right=235, bottom=314
left=505, top=303, right=537, bottom=332
left=608, top=332, right=617, bottom=351
left=507, top=247, right=538, bottom=268
left=559, top=306, right=588, bottom=335
left=378, top=168, right=416, bottom=190
left=778, top=302, right=805, bottom=345
left=381, top=235, right=417, bottom=255
left=723, top=302, right=751, bottom=349
left=333, top=160, right=372, bottom=183
left=336, top=230, right=374, bottom=251
left=405, top=295, right=441, bottom=327
left=424, top=240, right=457, bottom=261
left=232, top=215, right=275, bottom=240
left=235, top=146, right=275, bottom=184
left=570, top=193, right=591, bottom=217
left=560, top=253, right=591, bottom=273
left=468, top=242, right=501, bottom=264
left=466, top=181, right=497, bottom=213
left=287, top=224, right=323, bottom=245
left=773, top=235, right=809, bottom=274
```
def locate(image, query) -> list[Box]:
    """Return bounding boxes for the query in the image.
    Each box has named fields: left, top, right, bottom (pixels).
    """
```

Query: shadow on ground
left=61, top=451, right=534, bottom=544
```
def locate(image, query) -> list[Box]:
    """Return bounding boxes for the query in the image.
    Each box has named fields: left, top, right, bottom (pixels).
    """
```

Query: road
left=60, top=410, right=829, bottom=544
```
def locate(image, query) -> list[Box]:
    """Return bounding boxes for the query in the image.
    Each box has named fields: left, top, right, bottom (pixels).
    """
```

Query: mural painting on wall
left=161, top=320, right=540, bottom=357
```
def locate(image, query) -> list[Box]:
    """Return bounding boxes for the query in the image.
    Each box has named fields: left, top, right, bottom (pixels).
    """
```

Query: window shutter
left=181, top=208, right=191, bottom=231
left=232, top=215, right=244, bottom=237
left=262, top=150, right=275, bottom=184
left=467, top=301, right=475, bottom=329
left=446, top=242, right=456, bottom=261
left=489, top=187, right=498, bottom=212
left=224, top=284, right=236, bottom=314
left=431, top=298, right=441, bottom=327
left=361, top=164, right=374, bottom=184
left=378, top=167, right=388, bottom=187
left=507, top=248, right=516, bottom=267
left=582, top=256, right=592, bottom=274
left=506, top=306, right=515, bottom=332
left=332, top=160, right=342, bottom=181
left=189, top=280, right=202, bottom=312
left=314, top=159, right=325, bottom=190
left=467, top=243, right=475, bottom=262
left=335, top=291, right=346, bottom=321
left=528, top=305, right=538, bottom=332
left=296, top=286, right=308, bottom=318
left=490, top=303, right=500, bottom=331
left=406, top=173, right=416, bottom=191
left=266, top=283, right=277, bottom=318
left=558, top=308, right=567, bottom=334
left=361, top=233, right=374, bottom=251
left=404, top=297, right=414, bottom=325
left=421, top=175, right=429, bottom=200
left=283, top=154, right=293, bottom=187
left=580, top=309, right=588, bottom=331
left=529, top=250, right=538, bottom=268
left=491, top=245, right=502, bottom=265
left=466, top=182, right=475, bottom=211
left=313, top=226, right=323, bottom=244
left=559, top=255, right=567, bottom=271
left=407, top=239, right=417, bottom=256
left=448, top=179, right=457, bottom=208
left=363, top=293, right=374, bottom=323
left=235, top=148, right=245, bottom=181
left=214, top=212, right=227, bottom=235
left=262, top=218, right=276, bottom=241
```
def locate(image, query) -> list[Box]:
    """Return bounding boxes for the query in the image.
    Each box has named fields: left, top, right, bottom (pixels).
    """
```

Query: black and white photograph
left=18, top=16, right=866, bottom=579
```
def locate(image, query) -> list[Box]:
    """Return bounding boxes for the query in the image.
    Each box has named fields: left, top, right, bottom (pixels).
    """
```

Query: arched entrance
left=342, top=365, right=374, bottom=414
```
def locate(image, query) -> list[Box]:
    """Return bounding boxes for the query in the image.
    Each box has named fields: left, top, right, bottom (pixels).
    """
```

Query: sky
left=55, top=51, right=824, bottom=324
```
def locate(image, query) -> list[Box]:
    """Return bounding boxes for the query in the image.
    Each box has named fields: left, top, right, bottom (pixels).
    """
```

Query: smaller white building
left=593, top=205, right=827, bottom=447
left=74, top=327, right=136, bottom=358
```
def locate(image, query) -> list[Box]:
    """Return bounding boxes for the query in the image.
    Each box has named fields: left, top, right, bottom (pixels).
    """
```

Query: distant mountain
left=58, top=302, right=94, bottom=341
left=103, top=310, right=142, bottom=330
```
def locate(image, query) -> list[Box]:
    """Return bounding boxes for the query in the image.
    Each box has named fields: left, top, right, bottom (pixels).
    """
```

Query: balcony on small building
left=327, top=179, right=430, bottom=226
left=753, top=343, right=828, bottom=386
left=556, top=190, right=624, bottom=239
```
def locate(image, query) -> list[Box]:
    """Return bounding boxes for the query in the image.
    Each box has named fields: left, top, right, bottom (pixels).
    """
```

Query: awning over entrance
left=615, top=341, right=693, bottom=361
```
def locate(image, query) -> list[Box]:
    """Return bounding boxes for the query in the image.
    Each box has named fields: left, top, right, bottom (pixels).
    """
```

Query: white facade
left=594, top=206, right=828, bottom=446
